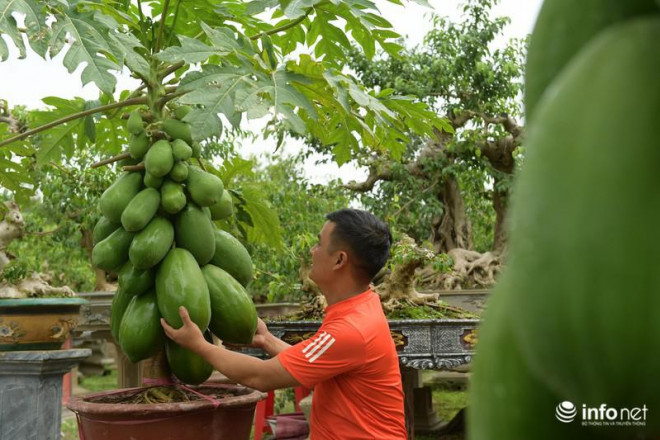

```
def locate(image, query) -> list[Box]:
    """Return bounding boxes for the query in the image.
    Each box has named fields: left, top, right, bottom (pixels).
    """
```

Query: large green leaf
left=49, top=9, right=121, bottom=94
left=240, top=184, right=282, bottom=248
left=0, top=0, right=49, bottom=59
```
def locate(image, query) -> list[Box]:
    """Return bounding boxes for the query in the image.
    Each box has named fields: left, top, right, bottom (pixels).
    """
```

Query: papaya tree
left=335, top=0, right=526, bottom=290
left=0, top=0, right=450, bottom=385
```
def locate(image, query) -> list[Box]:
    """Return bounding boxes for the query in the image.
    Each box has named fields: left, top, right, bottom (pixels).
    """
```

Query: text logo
left=556, top=401, right=577, bottom=423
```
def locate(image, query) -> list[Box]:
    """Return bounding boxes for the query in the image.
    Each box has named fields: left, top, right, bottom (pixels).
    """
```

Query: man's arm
left=252, top=318, right=292, bottom=357
left=161, top=307, right=300, bottom=392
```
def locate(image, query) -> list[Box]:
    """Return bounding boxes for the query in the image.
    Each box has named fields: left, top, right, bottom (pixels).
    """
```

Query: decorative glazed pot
left=68, top=383, right=266, bottom=440
left=0, top=297, right=87, bottom=351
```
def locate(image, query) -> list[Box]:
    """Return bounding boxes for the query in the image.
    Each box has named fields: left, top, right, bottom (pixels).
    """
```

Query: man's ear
left=334, top=251, right=348, bottom=269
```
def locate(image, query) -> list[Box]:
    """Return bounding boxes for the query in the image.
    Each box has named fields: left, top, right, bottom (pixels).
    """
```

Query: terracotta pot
left=67, top=383, right=266, bottom=440
left=0, top=297, right=87, bottom=351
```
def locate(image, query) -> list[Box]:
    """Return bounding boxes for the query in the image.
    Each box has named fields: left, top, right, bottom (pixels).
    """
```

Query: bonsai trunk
left=431, top=176, right=473, bottom=254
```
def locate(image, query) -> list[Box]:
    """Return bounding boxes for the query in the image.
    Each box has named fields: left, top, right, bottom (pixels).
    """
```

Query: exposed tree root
left=0, top=272, right=76, bottom=299
left=420, top=248, right=501, bottom=290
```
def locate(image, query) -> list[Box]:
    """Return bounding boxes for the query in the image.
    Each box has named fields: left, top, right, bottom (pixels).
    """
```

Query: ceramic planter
left=0, top=297, right=87, bottom=351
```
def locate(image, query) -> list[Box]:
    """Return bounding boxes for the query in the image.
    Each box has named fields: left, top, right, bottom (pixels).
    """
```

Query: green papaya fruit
left=175, top=204, right=216, bottom=265
left=144, top=172, right=164, bottom=189
left=191, top=143, right=202, bottom=159
left=118, top=261, right=155, bottom=297
left=468, top=284, right=585, bottom=440
left=144, top=139, right=174, bottom=178
left=99, top=172, right=143, bottom=223
left=127, top=110, right=144, bottom=135
left=209, top=190, right=233, bottom=220
left=120, top=188, right=161, bottom=232
left=110, top=286, right=132, bottom=344
left=169, top=161, right=189, bottom=182
left=92, top=227, right=134, bottom=272
left=186, top=166, right=224, bottom=207
left=173, top=105, right=193, bottom=120
left=210, top=229, right=253, bottom=287
left=202, top=206, right=211, bottom=220
left=129, top=131, right=150, bottom=160
left=118, top=290, right=166, bottom=363
left=92, top=216, right=120, bottom=246
left=155, top=248, right=211, bottom=330
left=129, top=217, right=174, bottom=270
left=172, top=139, right=193, bottom=161
left=524, top=0, right=658, bottom=120
left=506, top=18, right=660, bottom=431
left=162, top=118, right=193, bottom=144
left=202, top=264, right=257, bottom=344
left=165, top=331, right=214, bottom=385
left=161, top=180, right=187, bottom=214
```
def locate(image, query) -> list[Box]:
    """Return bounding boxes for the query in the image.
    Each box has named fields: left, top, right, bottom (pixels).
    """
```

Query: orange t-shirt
left=278, top=288, right=406, bottom=440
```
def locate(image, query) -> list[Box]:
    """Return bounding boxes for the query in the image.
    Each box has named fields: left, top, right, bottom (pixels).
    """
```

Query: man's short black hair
left=325, top=208, right=392, bottom=281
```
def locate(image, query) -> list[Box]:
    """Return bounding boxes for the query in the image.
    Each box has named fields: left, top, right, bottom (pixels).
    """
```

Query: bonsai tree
left=338, top=0, right=525, bottom=290
left=0, top=200, right=75, bottom=298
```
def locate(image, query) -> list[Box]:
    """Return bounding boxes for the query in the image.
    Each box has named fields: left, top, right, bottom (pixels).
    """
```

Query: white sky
left=0, top=0, right=543, bottom=183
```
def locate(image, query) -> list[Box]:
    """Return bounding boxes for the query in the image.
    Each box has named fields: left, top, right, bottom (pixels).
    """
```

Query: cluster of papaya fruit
left=469, top=1, right=660, bottom=439
left=92, top=106, right=258, bottom=385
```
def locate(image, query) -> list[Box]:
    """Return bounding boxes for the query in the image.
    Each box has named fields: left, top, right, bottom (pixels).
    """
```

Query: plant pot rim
left=0, top=297, right=88, bottom=307
left=67, top=383, right=265, bottom=419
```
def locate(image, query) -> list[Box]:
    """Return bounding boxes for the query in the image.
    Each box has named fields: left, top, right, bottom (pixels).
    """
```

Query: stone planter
left=0, top=348, right=91, bottom=440
left=243, top=318, right=480, bottom=369
left=0, top=297, right=88, bottom=351
left=68, top=383, right=266, bottom=440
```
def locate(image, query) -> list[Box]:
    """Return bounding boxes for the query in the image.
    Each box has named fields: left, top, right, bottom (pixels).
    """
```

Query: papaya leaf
left=183, top=108, right=223, bottom=142
left=279, top=0, right=322, bottom=19
left=179, top=64, right=255, bottom=133
left=240, top=185, right=282, bottom=249
left=220, top=155, right=256, bottom=186
left=107, top=32, right=149, bottom=79
left=156, top=35, right=225, bottom=64
left=48, top=9, right=121, bottom=94
left=0, top=0, right=49, bottom=59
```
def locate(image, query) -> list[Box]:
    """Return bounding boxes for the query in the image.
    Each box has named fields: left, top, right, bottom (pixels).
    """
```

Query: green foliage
left=231, top=153, right=351, bottom=302
left=0, top=0, right=448, bottom=203
left=4, top=155, right=116, bottom=290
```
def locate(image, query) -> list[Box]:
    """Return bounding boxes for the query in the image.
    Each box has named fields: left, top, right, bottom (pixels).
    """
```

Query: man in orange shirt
left=162, top=209, right=407, bottom=439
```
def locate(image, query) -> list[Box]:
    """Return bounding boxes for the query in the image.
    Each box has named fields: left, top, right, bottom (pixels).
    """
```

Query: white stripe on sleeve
left=305, top=333, right=333, bottom=359
left=302, top=332, right=327, bottom=354
left=309, top=337, right=336, bottom=363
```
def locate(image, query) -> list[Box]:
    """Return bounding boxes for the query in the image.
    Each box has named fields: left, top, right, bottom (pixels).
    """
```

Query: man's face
left=309, top=221, right=338, bottom=285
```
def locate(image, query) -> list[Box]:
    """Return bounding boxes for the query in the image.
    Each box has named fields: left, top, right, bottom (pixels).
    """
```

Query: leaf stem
left=165, top=0, right=184, bottom=47
left=91, top=152, right=131, bottom=169
left=249, top=10, right=312, bottom=40
left=0, top=97, right=148, bottom=149
left=155, top=0, right=172, bottom=54
left=123, top=163, right=145, bottom=172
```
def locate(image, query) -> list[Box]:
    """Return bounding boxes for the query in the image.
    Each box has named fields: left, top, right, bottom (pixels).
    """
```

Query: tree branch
left=0, top=97, right=148, bottom=149
left=343, top=163, right=393, bottom=192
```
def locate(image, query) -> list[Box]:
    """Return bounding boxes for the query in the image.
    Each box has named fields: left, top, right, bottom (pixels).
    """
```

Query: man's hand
left=250, top=318, right=270, bottom=349
left=161, top=306, right=207, bottom=353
